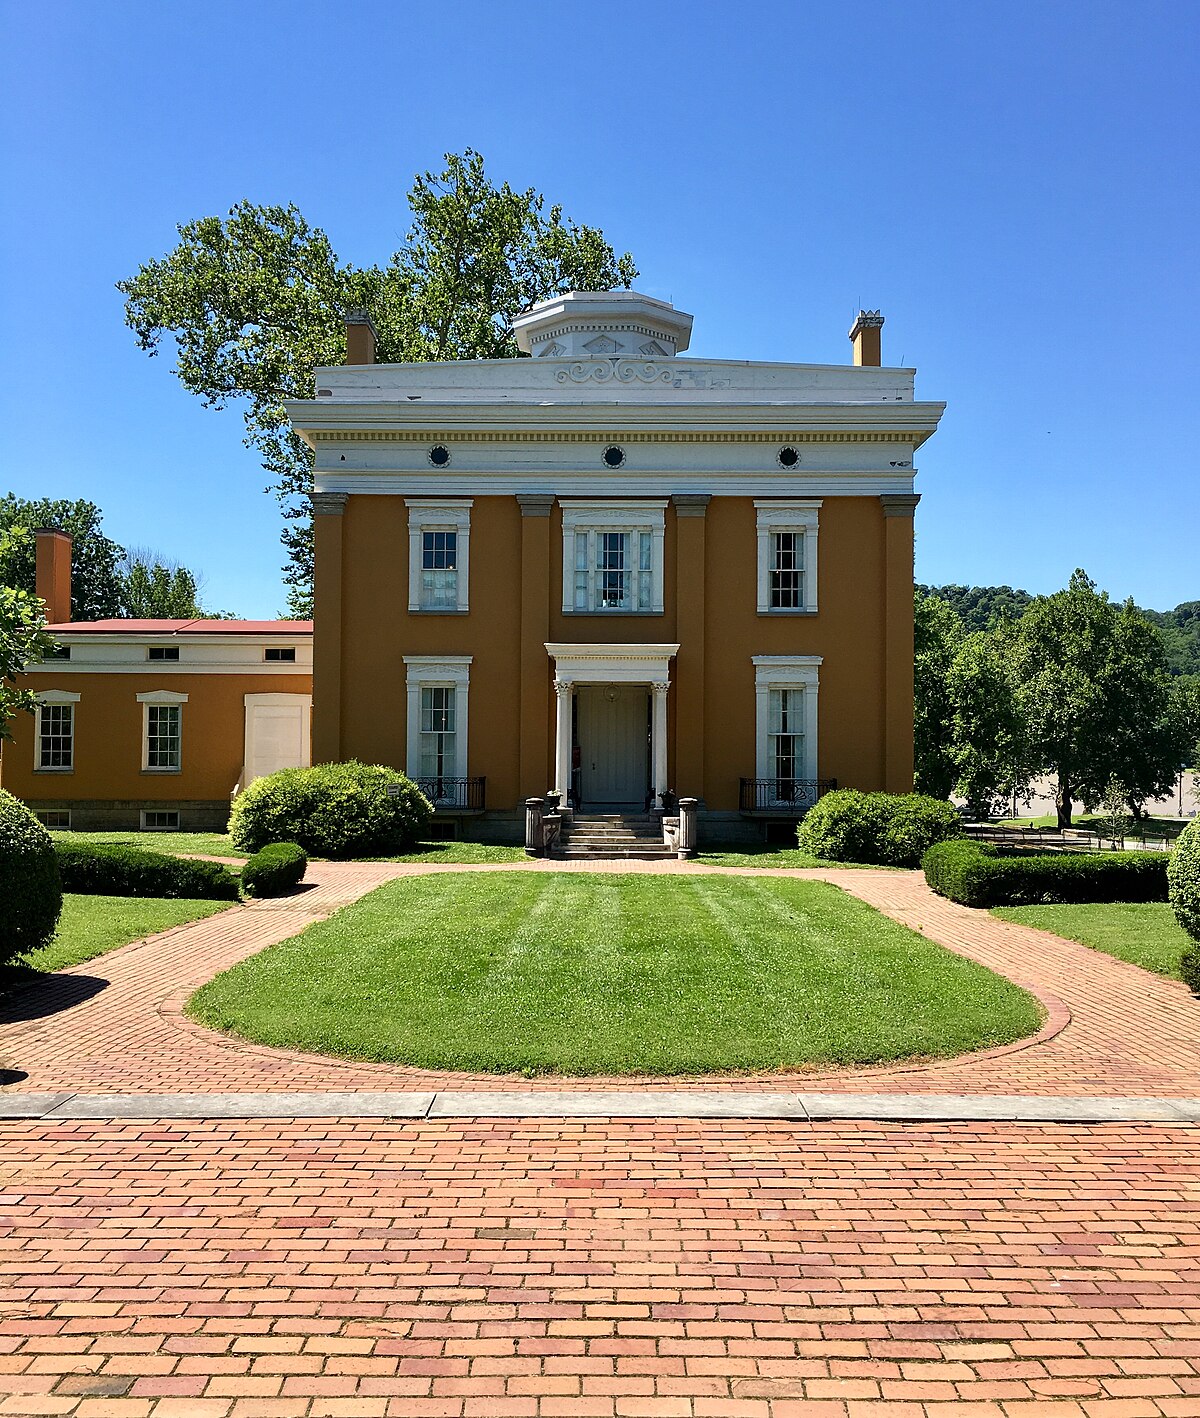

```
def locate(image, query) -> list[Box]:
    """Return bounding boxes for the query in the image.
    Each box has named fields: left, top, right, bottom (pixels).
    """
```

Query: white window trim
left=755, top=500, right=821, bottom=614
left=140, top=809, right=181, bottom=831
left=753, top=656, right=821, bottom=785
left=560, top=499, right=667, bottom=615
left=403, top=656, right=471, bottom=781
left=406, top=499, right=472, bottom=613
left=34, top=689, right=80, bottom=774
left=137, top=689, right=188, bottom=774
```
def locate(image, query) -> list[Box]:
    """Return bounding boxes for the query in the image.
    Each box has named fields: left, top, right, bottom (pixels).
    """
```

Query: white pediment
left=583, top=334, right=623, bottom=355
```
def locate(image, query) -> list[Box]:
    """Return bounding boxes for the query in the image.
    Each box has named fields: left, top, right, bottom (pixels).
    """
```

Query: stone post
left=524, top=797, right=545, bottom=857
left=677, top=796, right=698, bottom=860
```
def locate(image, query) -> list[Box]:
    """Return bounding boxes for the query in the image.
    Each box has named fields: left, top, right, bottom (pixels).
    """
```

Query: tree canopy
left=118, top=150, right=639, bottom=615
left=0, top=496, right=229, bottom=620
left=0, top=528, right=54, bottom=739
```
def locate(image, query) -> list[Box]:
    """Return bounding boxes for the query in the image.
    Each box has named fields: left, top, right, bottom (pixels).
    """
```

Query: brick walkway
left=2, top=860, right=1198, bottom=1097
left=0, top=1116, right=1197, bottom=1417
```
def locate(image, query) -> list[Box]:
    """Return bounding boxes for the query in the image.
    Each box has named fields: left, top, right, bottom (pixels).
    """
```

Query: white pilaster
left=651, top=680, right=670, bottom=807
left=554, top=679, right=573, bottom=800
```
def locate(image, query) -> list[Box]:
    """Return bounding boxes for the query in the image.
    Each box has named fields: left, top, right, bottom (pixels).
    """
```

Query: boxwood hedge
left=55, top=840, right=239, bottom=900
left=240, top=841, right=308, bottom=898
left=0, top=789, right=62, bottom=962
left=923, top=838, right=1170, bottom=909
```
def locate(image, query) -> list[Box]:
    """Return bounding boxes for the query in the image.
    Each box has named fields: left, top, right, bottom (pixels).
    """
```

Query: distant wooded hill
left=919, top=583, right=1200, bottom=677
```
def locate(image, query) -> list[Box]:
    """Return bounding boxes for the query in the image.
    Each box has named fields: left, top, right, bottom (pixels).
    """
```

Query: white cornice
left=312, top=472, right=916, bottom=498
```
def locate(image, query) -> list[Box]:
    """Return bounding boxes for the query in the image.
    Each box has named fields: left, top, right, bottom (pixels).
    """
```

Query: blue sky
left=1, top=0, right=1196, bottom=616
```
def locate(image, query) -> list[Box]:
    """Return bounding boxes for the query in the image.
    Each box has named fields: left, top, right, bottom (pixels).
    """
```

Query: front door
left=576, top=684, right=649, bottom=806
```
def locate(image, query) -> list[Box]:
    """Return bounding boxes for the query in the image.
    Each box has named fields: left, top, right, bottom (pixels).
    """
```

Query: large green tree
left=1010, top=570, right=1191, bottom=826
left=0, top=496, right=125, bottom=620
left=945, top=626, right=1033, bottom=818
left=0, top=529, right=55, bottom=739
left=119, top=150, right=639, bottom=616
left=913, top=590, right=964, bottom=798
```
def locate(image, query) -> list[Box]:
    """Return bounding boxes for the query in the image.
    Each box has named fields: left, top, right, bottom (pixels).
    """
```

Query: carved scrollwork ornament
left=556, top=359, right=673, bottom=386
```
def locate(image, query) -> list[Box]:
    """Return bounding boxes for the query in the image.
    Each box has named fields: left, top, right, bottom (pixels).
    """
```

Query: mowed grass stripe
left=187, top=872, right=1041, bottom=1075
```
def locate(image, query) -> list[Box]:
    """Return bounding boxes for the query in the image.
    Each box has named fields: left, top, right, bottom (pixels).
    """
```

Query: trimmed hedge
left=228, top=761, right=432, bottom=858
left=796, top=789, right=963, bottom=867
left=240, top=842, right=308, bottom=898
left=1170, top=821, right=1200, bottom=993
left=55, top=840, right=240, bottom=900
left=0, top=789, right=62, bottom=962
left=923, top=838, right=1171, bottom=908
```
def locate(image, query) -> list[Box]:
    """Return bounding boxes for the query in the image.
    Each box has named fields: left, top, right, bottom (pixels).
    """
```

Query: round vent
left=603, top=445, right=626, bottom=469
left=428, top=445, right=451, bottom=467
left=777, top=446, right=800, bottom=468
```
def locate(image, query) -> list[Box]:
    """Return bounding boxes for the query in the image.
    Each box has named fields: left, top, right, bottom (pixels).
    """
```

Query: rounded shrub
left=1169, top=821, right=1200, bottom=992
left=0, top=788, right=62, bottom=962
left=228, top=761, right=432, bottom=858
left=240, top=841, right=308, bottom=898
left=796, top=789, right=963, bottom=867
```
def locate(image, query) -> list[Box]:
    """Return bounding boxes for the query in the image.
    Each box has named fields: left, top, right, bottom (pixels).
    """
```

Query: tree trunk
left=1055, top=772, right=1073, bottom=829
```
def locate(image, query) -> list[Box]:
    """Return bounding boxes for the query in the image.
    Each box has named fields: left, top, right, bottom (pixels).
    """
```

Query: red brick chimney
left=345, top=309, right=377, bottom=365
left=34, top=529, right=72, bottom=624
left=849, top=309, right=885, bottom=367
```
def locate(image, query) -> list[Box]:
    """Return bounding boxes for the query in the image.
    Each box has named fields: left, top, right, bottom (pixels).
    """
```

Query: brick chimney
left=849, top=309, right=885, bottom=367
left=34, top=529, right=72, bottom=624
left=345, top=309, right=377, bottom=365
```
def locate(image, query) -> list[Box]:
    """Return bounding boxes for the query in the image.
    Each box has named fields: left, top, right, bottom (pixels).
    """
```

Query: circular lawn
left=187, top=871, right=1041, bottom=1075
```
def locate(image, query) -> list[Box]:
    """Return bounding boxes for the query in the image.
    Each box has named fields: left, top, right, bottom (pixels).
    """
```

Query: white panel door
left=244, top=695, right=312, bottom=784
left=577, top=685, right=648, bottom=805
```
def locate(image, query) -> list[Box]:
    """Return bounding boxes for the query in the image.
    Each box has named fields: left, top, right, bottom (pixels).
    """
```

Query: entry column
left=553, top=679, right=572, bottom=802
left=651, top=680, right=670, bottom=808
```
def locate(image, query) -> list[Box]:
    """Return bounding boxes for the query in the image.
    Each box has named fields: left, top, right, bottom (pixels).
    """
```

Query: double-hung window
left=35, top=692, right=79, bottom=772
left=138, top=691, right=188, bottom=773
left=755, top=501, right=821, bottom=614
left=407, top=500, right=471, bottom=612
left=753, top=657, right=821, bottom=807
left=561, top=501, right=666, bottom=614
left=404, top=656, right=471, bottom=799
left=419, top=686, right=456, bottom=778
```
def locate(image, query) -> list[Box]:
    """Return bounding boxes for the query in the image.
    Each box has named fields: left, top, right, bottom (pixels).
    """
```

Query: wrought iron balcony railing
left=413, top=776, right=487, bottom=811
left=739, top=777, right=837, bottom=813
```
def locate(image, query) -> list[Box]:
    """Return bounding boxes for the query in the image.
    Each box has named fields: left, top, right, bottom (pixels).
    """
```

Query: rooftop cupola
left=511, top=289, right=693, bottom=360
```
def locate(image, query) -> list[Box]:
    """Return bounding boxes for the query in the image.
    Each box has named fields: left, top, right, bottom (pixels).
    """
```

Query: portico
left=546, top=643, right=678, bottom=809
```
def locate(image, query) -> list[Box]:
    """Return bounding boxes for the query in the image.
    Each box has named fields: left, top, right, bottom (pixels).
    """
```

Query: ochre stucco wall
left=3, top=673, right=312, bottom=805
left=329, top=492, right=913, bottom=814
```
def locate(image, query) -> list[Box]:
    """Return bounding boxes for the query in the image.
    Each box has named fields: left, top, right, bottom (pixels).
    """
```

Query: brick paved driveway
left=1, top=1116, right=1197, bottom=1417
left=2, top=860, right=1198, bottom=1097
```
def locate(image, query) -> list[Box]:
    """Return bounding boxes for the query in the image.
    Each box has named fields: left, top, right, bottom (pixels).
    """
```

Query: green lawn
left=996, top=814, right=1186, bottom=841
left=50, top=830, right=524, bottom=865
left=188, top=872, right=1041, bottom=1076
left=52, top=829, right=245, bottom=858
left=7, top=894, right=231, bottom=980
left=993, top=902, right=1195, bottom=982
left=695, top=845, right=879, bottom=869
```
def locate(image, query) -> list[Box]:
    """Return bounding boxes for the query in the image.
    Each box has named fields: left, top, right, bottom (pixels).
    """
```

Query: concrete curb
left=1, top=1090, right=1199, bottom=1122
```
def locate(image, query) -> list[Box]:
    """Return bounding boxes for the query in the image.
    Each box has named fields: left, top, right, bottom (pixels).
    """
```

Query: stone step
left=555, top=847, right=676, bottom=860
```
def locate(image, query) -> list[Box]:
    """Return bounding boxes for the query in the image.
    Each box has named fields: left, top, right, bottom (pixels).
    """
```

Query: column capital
left=880, top=493, right=921, bottom=519
left=672, top=493, right=711, bottom=517
left=517, top=493, right=555, bottom=517
left=651, top=680, right=671, bottom=696
left=554, top=678, right=572, bottom=699
left=311, top=492, right=349, bottom=517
